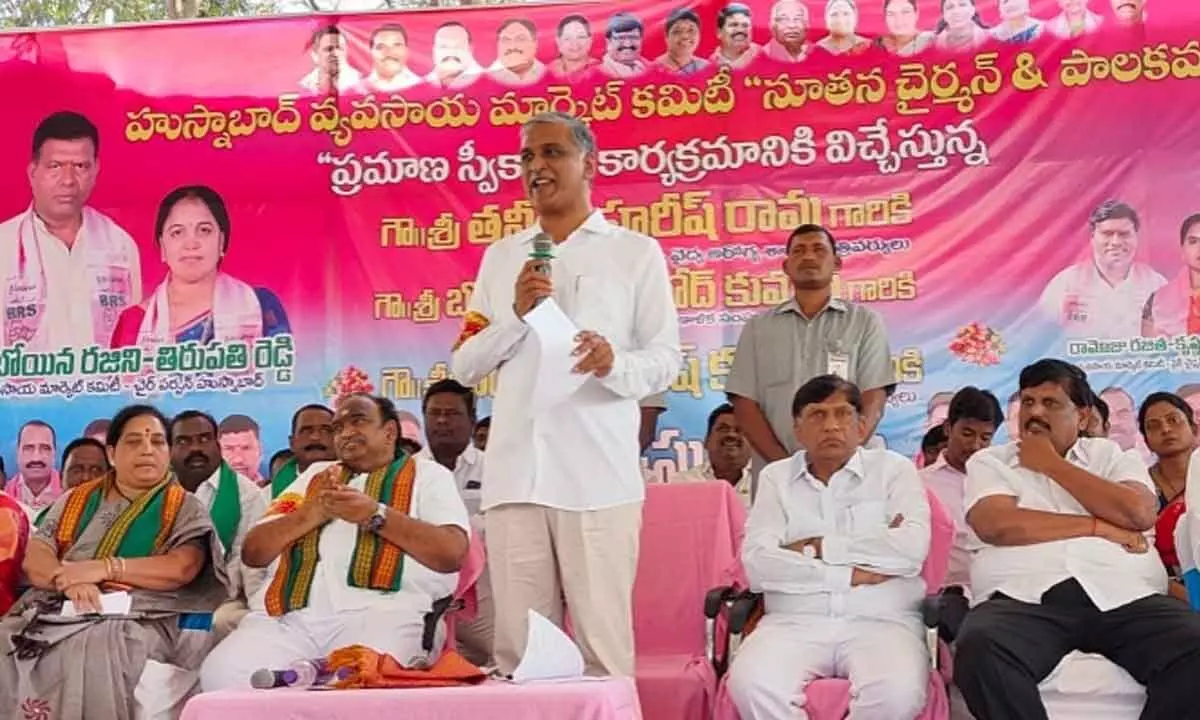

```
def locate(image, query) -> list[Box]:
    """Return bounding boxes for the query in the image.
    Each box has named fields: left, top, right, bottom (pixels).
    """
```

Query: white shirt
left=1039, top=260, right=1165, bottom=338
left=362, top=68, right=422, bottom=93
left=920, top=454, right=973, bottom=589
left=0, top=207, right=141, bottom=350
left=452, top=210, right=681, bottom=512
left=1046, top=10, right=1103, bottom=38
left=416, top=444, right=483, bottom=518
left=424, top=61, right=484, bottom=90
left=669, top=462, right=753, bottom=508
left=744, top=448, right=931, bottom=622
left=489, top=60, right=546, bottom=86
left=193, top=466, right=268, bottom=600
left=299, top=64, right=363, bottom=93
left=965, top=438, right=1166, bottom=611
left=251, top=459, right=470, bottom=618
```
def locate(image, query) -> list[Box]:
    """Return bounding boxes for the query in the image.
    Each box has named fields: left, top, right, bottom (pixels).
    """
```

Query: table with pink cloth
left=181, top=677, right=643, bottom=720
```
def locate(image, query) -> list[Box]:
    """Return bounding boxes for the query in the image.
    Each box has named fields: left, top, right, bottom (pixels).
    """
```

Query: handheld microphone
left=530, top=232, right=554, bottom=276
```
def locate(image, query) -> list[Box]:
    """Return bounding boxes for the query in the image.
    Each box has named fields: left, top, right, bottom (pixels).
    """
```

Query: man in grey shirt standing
left=727, top=223, right=894, bottom=478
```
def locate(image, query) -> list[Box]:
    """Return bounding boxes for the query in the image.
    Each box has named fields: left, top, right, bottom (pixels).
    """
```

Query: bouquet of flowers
left=324, top=365, right=375, bottom=407
left=948, top=322, right=1006, bottom=366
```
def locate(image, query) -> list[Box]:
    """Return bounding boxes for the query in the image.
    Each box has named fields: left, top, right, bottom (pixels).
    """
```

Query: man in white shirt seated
left=920, top=386, right=1002, bottom=592
left=198, top=394, right=470, bottom=690
left=955, top=359, right=1200, bottom=720
left=668, top=403, right=752, bottom=507
left=419, top=378, right=490, bottom=665
left=728, top=375, right=932, bottom=720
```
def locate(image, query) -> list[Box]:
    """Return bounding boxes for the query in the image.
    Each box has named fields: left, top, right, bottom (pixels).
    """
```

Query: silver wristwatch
left=362, top=502, right=388, bottom=533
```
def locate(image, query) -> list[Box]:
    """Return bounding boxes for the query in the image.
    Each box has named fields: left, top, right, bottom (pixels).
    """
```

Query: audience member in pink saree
left=0, top=405, right=229, bottom=720
left=109, top=185, right=289, bottom=350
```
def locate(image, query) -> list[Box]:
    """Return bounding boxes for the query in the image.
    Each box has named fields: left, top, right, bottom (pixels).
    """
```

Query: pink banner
left=0, top=0, right=1195, bottom=477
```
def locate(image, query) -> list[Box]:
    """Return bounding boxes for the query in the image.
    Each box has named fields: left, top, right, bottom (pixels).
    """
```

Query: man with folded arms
left=956, top=359, right=1200, bottom=720
left=199, top=394, right=468, bottom=690
left=729, top=375, right=931, bottom=719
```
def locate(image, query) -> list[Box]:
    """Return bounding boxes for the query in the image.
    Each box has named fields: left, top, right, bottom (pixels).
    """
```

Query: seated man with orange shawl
left=0, top=405, right=230, bottom=720
left=199, top=393, right=470, bottom=691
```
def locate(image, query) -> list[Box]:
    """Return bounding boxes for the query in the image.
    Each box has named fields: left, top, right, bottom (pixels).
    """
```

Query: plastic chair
left=634, top=482, right=748, bottom=720
left=707, top=487, right=955, bottom=720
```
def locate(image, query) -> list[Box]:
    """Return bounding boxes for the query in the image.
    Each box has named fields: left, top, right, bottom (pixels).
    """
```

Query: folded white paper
left=511, top=609, right=585, bottom=683
left=523, top=299, right=587, bottom=413
left=61, top=590, right=132, bottom=617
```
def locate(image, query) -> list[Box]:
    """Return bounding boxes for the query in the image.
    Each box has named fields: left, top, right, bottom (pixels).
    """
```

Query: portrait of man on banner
left=0, top=111, right=141, bottom=352
left=427, top=21, right=484, bottom=89
left=1038, top=200, right=1165, bottom=340
left=299, top=25, right=362, bottom=94
left=490, top=18, right=546, bottom=86
left=361, top=23, right=421, bottom=93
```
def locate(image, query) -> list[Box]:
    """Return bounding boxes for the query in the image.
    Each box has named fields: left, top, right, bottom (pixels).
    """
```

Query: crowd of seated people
left=1, top=355, right=1199, bottom=719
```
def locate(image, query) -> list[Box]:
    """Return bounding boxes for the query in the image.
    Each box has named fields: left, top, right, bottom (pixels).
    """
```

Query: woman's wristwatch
left=362, top=502, right=388, bottom=533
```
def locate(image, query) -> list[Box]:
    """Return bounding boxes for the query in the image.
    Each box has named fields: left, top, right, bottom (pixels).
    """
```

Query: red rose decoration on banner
left=324, top=365, right=375, bottom=407
left=948, top=322, right=1006, bottom=366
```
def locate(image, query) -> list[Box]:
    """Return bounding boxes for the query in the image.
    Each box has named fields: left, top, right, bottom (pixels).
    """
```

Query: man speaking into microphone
left=452, top=111, right=680, bottom=677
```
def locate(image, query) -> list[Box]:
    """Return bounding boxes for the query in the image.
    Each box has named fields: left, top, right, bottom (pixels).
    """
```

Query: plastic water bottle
left=290, top=659, right=349, bottom=686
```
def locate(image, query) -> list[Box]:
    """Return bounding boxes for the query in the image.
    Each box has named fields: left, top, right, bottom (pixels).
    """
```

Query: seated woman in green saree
left=0, top=404, right=229, bottom=720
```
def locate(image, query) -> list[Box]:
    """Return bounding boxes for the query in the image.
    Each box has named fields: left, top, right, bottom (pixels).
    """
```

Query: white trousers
left=727, top=613, right=928, bottom=720
left=198, top=607, right=426, bottom=691
left=486, top=502, right=642, bottom=677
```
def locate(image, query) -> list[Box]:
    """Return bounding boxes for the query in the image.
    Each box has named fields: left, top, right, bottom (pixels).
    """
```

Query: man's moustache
left=1025, top=420, right=1051, bottom=432
left=26, top=462, right=45, bottom=469
left=305, top=444, right=329, bottom=452
left=185, top=452, right=209, bottom=464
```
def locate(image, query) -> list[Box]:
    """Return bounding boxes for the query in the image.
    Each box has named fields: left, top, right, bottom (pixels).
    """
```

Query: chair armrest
left=728, top=592, right=763, bottom=635
left=935, top=587, right=969, bottom=644
left=705, top=585, right=738, bottom=619
left=921, top=596, right=941, bottom=628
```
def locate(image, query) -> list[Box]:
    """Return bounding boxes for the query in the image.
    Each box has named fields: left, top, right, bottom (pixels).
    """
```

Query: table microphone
left=250, top=659, right=349, bottom=689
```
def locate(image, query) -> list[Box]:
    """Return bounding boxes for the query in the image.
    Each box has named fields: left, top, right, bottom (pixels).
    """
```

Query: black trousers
left=954, top=579, right=1200, bottom=720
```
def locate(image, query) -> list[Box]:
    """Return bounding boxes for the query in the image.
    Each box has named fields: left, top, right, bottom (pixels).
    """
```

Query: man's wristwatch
left=362, top=502, right=388, bottom=533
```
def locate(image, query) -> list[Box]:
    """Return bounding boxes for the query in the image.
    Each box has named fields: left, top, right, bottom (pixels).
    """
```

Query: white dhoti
left=727, top=613, right=928, bottom=720
left=198, top=607, right=428, bottom=691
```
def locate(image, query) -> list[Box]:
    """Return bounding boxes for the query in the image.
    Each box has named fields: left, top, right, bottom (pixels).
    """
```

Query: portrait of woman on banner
left=875, top=0, right=935, bottom=56
left=110, top=185, right=290, bottom=350
left=1143, top=214, right=1200, bottom=337
left=934, top=0, right=990, bottom=51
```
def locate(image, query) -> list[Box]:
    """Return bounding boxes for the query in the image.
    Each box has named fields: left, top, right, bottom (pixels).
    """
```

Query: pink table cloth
left=182, top=678, right=643, bottom=720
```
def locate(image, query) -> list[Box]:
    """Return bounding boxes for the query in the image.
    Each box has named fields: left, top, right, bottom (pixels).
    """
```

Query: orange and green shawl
left=265, top=455, right=416, bottom=617
left=53, top=475, right=187, bottom=559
